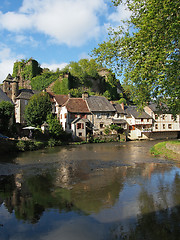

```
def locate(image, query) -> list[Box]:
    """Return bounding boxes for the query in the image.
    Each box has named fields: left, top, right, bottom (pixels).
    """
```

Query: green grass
left=150, top=140, right=180, bottom=160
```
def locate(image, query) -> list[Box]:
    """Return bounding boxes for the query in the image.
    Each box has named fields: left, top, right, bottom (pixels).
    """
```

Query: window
left=141, top=118, right=143, bottom=122
left=64, top=113, right=67, bottom=118
left=168, top=124, right=172, bottom=129
left=77, top=123, right=81, bottom=129
left=155, top=114, right=158, bottom=120
left=147, top=119, right=149, bottom=122
left=155, top=124, right=158, bottom=129
left=79, top=132, right=82, bottom=137
left=97, top=113, right=101, bottom=119
left=60, top=114, right=62, bottom=119
left=162, top=115, right=165, bottom=120
left=163, top=124, right=165, bottom=129
left=82, top=123, right=84, bottom=129
left=100, top=123, right=104, bottom=129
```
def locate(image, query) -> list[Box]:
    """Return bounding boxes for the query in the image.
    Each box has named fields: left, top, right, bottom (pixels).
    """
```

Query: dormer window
left=97, top=113, right=101, bottom=119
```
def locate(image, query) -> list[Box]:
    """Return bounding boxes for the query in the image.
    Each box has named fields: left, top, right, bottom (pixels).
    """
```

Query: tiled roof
left=147, top=103, right=169, bottom=113
left=125, top=106, right=152, bottom=119
left=0, top=89, right=13, bottom=103
left=16, top=89, right=38, bottom=100
left=64, top=98, right=90, bottom=113
left=112, top=103, right=126, bottom=114
left=54, top=95, right=69, bottom=106
left=86, top=96, right=115, bottom=112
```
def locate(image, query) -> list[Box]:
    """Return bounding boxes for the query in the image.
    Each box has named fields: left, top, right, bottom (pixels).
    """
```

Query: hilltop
left=11, top=58, right=129, bottom=102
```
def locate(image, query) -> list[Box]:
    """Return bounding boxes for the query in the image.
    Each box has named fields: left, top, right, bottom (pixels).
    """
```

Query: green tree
left=25, top=93, right=52, bottom=127
left=0, top=101, right=14, bottom=134
left=46, top=114, right=64, bottom=139
left=31, top=71, right=59, bottom=91
left=92, top=0, right=180, bottom=116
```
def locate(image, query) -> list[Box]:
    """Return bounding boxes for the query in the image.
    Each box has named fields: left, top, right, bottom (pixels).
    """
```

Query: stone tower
left=3, top=74, right=19, bottom=102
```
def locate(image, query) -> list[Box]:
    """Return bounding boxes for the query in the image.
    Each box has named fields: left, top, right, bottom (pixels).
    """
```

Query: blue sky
left=0, top=0, right=131, bottom=83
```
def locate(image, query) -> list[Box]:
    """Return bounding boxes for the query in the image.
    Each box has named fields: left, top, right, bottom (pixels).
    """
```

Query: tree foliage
left=46, top=114, right=64, bottom=139
left=92, top=0, right=180, bottom=115
left=31, top=71, right=59, bottom=91
left=52, top=77, right=69, bottom=94
left=12, top=58, right=42, bottom=81
left=66, top=59, right=101, bottom=85
left=25, top=93, right=52, bottom=127
left=0, top=101, right=14, bottom=133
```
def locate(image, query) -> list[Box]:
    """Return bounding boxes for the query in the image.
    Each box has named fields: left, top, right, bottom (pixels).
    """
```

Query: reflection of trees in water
left=0, top=162, right=178, bottom=227
left=110, top=173, right=180, bottom=240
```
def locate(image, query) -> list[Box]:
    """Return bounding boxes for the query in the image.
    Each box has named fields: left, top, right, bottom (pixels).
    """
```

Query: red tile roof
left=54, top=95, right=69, bottom=106
left=64, top=98, right=90, bottom=113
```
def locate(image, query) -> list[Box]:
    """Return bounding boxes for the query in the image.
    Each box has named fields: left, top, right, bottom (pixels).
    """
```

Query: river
left=0, top=141, right=180, bottom=239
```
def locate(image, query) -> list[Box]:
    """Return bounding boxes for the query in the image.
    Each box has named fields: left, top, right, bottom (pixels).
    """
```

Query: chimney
left=82, top=92, right=89, bottom=100
left=121, top=102, right=124, bottom=110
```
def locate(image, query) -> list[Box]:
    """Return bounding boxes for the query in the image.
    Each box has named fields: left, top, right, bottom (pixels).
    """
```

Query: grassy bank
left=150, top=140, right=180, bottom=160
left=0, top=138, right=64, bottom=155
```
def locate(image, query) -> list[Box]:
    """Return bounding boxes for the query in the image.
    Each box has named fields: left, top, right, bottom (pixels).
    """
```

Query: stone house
left=85, top=95, right=116, bottom=136
left=125, top=106, right=153, bottom=140
left=144, top=103, right=180, bottom=139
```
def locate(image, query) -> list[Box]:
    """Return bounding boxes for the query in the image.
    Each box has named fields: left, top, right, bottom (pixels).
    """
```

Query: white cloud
left=108, top=2, right=131, bottom=24
left=41, top=62, right=68, bottom=72
left=0, top=0, right=108, bottom=46
left=15, top=35, right=39, bottom=47
left=0, top=45, right=24, bottom=84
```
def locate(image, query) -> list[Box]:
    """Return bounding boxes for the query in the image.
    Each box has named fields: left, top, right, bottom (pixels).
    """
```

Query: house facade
left=59, top=97, right=91, bottom=139
left=85, top=95, right=116, bottom=136
left=144, top=103, right=180, bottom=139
left=125, top=106, right=153, bottom=140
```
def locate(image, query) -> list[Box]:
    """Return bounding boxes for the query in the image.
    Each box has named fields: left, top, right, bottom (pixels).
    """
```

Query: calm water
left=0, top=141, right=180, bottom=240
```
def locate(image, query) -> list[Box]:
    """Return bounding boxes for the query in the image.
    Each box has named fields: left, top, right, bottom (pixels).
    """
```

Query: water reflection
left=0, top=141, right=180, bottom=239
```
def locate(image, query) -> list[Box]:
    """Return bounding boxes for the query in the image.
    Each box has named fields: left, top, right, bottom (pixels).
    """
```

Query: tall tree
left=25, top=93, right=52, bottom=127
left=0, top=101, right=14, bottom=134
left=92, top=0, right=180, bottom=115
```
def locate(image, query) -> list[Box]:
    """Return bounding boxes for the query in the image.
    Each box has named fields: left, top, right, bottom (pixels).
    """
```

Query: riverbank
left=150, top=140, right=180, bottom=160
left=0, top=138, right=64, bottom=155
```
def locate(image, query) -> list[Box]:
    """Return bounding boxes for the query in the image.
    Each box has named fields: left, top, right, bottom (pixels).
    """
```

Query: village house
left=111, top=102, right=128, bottom=131
left=15, top=89, right=39, bottom=124
left=51, top=94, right=69, bottom=117
left=59, top=94, right=92, bottom=140
left=144, top=103, right=180, bottom=139
left=85, top=94, right=116, bottom=136
left=125, top=106, right=153, bottom=140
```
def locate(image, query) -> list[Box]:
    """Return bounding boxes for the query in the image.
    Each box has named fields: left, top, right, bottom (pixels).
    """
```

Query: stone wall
left=166, top=142, right=180, bottom=154
left=149, top=131, right=178, bottom=140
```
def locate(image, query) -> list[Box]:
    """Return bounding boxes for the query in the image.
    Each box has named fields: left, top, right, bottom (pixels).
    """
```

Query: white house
left=125, top=106, right=153, bottom=140
left=144, top=103, right=180, bottom=139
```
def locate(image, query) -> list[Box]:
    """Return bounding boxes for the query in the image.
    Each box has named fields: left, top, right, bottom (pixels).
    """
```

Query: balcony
left=141, top=128, right=153, bottom=132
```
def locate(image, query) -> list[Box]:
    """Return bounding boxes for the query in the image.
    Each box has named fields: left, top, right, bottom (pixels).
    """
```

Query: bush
left=48, top=138, right=56, bottom=147
left=16, top=140, right=27, bottom=151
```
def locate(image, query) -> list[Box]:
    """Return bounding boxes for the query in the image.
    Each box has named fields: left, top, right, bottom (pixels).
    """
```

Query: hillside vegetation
left=12, top=58, right=127, bottom=101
